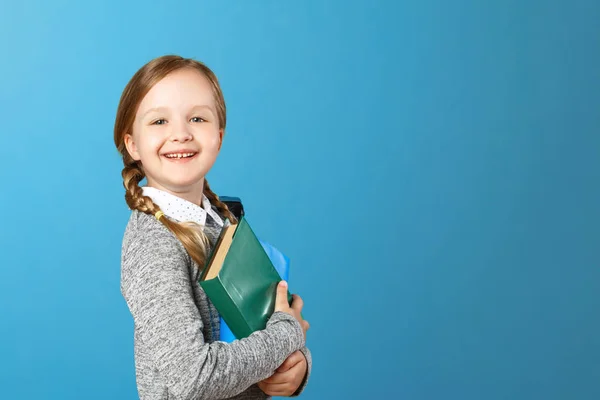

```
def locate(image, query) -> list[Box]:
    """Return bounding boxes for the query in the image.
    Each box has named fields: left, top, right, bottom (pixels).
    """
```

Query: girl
left=113, top=55, right=311, bottom=400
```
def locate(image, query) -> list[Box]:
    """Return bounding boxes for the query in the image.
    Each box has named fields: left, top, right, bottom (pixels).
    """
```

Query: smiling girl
left=114, top=55, right=311, bottom=400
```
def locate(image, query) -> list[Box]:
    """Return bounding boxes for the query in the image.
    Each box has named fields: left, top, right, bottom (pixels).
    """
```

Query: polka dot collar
left=141, top=186, right=224, bottom=228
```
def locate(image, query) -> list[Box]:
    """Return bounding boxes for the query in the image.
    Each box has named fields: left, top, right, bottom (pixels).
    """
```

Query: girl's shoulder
left=124, top=209, right=171, bottom=239
left=121, top=209, right=190, bottom=264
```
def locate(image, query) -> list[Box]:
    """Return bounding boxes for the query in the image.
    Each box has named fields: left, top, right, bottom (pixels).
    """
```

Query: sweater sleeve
left=120, top=224, right=306, bottom=400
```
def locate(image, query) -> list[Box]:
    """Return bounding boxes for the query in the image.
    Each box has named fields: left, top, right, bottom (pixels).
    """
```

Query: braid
left=121, top=161, right=211, bottom=267
left=122, top=163, right=160, bottom=214
left=203, top=179, right=238, bottom=224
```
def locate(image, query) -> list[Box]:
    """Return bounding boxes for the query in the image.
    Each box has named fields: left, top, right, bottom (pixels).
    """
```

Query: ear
left=218, top=129, right=224, bottom=151
left=124, top=133, right=141, bottom=161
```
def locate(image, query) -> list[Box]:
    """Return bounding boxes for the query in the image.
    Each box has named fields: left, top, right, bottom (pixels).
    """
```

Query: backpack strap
left=219, top=196, right=245, bottom=220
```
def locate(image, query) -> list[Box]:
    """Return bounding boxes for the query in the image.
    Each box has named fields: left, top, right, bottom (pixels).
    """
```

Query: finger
left=277, top=351, right=304, bottom=372
left=257, top=381, right=279, bottom=395
left=274, top=281, right=289, bottom=312
left=290, top=294, right=304, bottom=312
left=302, top=320, right=310, bottom=331
left=257, top=382, right=295, bottom=397
left=260, top=372, right=287, bottom=384
left=260, top=363, right=306, bottom=395
left=264, top=361, right=303, bottom=384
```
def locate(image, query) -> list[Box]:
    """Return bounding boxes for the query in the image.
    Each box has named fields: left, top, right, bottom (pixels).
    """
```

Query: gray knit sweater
left=120, top=210, right=312, bottom=399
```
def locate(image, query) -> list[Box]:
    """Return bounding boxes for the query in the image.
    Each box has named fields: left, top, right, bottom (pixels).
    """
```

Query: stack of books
left=199, top=216, right=292, bottom=341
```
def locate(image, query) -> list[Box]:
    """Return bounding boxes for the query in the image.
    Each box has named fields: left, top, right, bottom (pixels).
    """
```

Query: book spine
left=200, top=221, right=231, bottom=281
left=201, top=277, right=253, bottom=340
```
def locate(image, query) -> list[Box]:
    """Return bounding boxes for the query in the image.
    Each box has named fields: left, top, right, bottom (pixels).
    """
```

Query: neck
left=146, top=178, right=205, bottom=206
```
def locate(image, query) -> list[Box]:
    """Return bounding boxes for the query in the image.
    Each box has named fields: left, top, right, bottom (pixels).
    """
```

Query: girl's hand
left=274, top=281, right=309, bottom=339
left=257, top=350, right=308, bottom=397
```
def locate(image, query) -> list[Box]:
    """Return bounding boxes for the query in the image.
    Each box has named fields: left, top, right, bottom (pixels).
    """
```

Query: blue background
left=0, top=1, right=598, bottom=399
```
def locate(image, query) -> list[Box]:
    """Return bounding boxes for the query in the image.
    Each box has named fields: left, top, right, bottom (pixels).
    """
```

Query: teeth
left=165, top=152, right=195, bottom=159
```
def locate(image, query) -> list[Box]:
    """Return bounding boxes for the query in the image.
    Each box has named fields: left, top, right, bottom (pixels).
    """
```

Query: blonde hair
left=114, top=55, right=237, bottom=267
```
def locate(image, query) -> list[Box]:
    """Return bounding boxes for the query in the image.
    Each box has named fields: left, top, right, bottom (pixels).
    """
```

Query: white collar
left=141, top=186, right=224, bottom=228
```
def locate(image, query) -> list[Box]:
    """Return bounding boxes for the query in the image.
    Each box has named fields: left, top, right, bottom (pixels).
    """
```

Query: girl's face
left=124, top=68, right=223, bottom=200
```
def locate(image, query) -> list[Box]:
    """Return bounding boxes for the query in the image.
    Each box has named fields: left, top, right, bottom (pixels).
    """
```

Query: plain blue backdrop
left=1, top=1, right=599, bottom=399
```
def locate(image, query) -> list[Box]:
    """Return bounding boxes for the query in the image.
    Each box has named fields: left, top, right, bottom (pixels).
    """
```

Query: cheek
left=138, top=133, right=163, bottom=154
left=201, top=131, right=222, bottom=152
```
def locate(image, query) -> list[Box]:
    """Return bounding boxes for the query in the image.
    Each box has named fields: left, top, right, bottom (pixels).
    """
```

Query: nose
left=169, top=119, right=193, bottom=143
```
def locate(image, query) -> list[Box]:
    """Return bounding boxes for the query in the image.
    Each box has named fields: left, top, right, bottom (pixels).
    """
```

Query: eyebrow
left=141, top=105, right=215, bottom=118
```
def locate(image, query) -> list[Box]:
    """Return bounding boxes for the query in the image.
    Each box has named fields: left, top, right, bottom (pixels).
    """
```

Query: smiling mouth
left=163, top=152, right=198, bottom=159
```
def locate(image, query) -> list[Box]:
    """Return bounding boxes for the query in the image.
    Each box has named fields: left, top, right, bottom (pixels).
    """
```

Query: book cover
left=219, top=240, right=290, bottom=342
left=199, top=216, right=292, bottom=340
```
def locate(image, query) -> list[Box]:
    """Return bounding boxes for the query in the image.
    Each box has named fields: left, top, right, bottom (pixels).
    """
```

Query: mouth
left=162, top=151, right=198, bottom=161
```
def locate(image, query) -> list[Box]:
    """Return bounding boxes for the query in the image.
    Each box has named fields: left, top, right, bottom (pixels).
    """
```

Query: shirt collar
left=141, top=186, right=224, bottom=228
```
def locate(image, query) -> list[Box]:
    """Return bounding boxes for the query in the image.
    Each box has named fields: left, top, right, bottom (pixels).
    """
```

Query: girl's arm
left=121, top=223, right=305, bottom=400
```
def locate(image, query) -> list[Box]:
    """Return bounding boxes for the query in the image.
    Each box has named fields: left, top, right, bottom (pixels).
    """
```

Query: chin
left=167, top=177, right=206, bottom=190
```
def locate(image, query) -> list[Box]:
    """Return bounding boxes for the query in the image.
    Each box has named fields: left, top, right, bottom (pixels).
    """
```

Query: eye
left=190, top=117, right=206, bottom=123
left=151, top=119, right=167, bottom=125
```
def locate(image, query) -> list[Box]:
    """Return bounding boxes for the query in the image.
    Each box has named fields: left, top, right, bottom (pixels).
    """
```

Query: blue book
left=218, top=239, right=290, bottom=342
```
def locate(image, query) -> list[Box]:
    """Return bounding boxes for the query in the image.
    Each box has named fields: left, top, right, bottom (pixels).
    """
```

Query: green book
left=199, top=216, right=293, bottom=340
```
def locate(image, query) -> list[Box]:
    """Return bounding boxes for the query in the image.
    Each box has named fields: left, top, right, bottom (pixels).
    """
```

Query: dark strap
left=220, top=196, right=245, bottom=220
